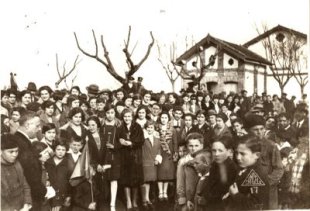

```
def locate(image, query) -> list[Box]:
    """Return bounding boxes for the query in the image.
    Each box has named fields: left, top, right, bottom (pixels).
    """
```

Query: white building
left=244, top=25, right=308, bottom=99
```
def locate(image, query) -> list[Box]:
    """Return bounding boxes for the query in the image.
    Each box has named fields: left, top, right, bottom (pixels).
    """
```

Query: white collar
left=67, top=148, right=82, bottom=156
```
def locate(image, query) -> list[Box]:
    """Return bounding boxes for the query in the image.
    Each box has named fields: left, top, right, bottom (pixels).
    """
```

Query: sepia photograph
left=1, top=0, right=309, bottom=210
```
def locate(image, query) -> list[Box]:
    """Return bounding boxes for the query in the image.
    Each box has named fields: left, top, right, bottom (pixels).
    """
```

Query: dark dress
left=64, top=124, right=87, bottom=143
left=100, top=124, right=121, bottom=181
left=119, top=122, right=145, bottom=187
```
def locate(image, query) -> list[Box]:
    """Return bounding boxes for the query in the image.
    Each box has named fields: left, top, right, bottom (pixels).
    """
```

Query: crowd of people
left=1, top=77, right=309, bottom=211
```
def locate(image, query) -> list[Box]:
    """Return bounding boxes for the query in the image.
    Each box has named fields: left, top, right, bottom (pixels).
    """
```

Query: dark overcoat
left=118, top=122, right=145, bottom=187
left=15, top=131, right=47, bottom=208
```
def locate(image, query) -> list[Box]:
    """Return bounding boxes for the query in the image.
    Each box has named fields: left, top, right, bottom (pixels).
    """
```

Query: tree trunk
left=171, top=80, right=175, bottom=92
left=279, top=84, right=285, bottom=95
left=300, top=84, right=305, bottom=96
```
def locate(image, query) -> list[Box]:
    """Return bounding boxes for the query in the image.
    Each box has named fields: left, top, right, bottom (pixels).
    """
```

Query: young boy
left=192, top=150, right=212, bottom=211
left=225, top=134, right=269, bottom=210
left=45, top=140, right=71, bottom=210
left=1, top=134, right=32, bottom=211
left=67, top=135, right=84, bottom=174
left=96, top=98, right=106, bottom=120
left=176, top=132, right=204, bottom=211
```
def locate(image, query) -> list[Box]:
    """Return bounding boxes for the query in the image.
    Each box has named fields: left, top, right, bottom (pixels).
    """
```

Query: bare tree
left=55, top=54, right=80, bottom=89
left=256, top=24, right=307, bottom=94
left=157, top=41, right=192, bottom=92
left=291, top=49, right=308, bottom=96
left=74, top=26, right=154, bottom=85
left=192, top=46, right=217, bottom=89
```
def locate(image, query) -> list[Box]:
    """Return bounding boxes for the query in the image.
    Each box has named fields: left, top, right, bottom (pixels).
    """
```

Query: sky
left=0, top=0, right=309, bottom=93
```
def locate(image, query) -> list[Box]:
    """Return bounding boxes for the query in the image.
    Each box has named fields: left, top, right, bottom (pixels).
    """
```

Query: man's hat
left=250, top=103, right=264, bottom=113
left=216, top=112, right=228, bottom=123
left=196, top=91, right=204, bottom=97
left=244, top=114, right=266, bottom=129
left=27, top=82, right=37, bottom=92
left=1, top=134, right=18, bottom=150
left=99, top=89, right=111, bottom=95
left=26, top=102, right=41, bottom=112
left=115, top=101, right=125, bottom=107
left=86, top=84, right=99, bottom=95
left=213, top=94, right=219, bottom=99
left=207, top=109, right=217, bottom=117
left=138, top=77, right=143, bottom=82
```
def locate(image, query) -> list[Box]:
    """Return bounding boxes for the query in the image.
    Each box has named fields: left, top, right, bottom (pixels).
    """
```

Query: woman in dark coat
left=85, top=115, right=107, bottom=207
left=119, top=108, right=145, bottom=210
left=99, top=105, right=122, bottom=207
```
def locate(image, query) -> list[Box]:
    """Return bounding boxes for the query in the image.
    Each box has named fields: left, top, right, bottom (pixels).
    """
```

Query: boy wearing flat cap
left=244, top=114, right=284, bottom=209
left=1, top=134, right=32, bottom=211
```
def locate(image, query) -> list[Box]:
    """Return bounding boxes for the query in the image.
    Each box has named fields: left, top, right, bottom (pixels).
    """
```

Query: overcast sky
left=1, top=0, right=309, bottom=92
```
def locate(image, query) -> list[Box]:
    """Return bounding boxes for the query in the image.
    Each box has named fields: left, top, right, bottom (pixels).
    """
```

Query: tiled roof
left=243, top=24, right=307, bottom=47
left=176, top=34, right=271, bottom=65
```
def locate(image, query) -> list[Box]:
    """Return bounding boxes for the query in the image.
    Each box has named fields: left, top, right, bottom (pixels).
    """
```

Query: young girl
left=156, top=111, right=178, bottom=202
left=45, top=141, right=71, bottom=211
left=41, top=123, right=57, bottom=157
left=225, top=135, right=269, bottom=210
left=205, top=136, right=237, bottom=211
left=19, top=90, right=32, bottom=109
left=38, top=86, right=53, bottom=104
left=1, top=114, right=10, bottom=134
left=88, top=97, right=97, bottom=115
left=135, top=105, right=149, bottom=129
left=96, top=98, right=106, bottom=117
left=132, top=94, right=142, bottom=115
left=141, top=120, right=162, bottom=209
left=9, top=107, right=25, bottom=134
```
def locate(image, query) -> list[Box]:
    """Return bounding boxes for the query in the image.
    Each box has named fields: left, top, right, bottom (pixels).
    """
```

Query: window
left=276, top=33, right=285, bottom=42
left=228, top=58, right=234, bottom=66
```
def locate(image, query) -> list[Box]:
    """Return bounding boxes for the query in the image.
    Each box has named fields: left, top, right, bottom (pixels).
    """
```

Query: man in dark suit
left=14, top=111, right=48, bottom=211
left=282, top=93, right=295, bottom=120
left=293, top=108, right=309, bottom=139
left=179, top=113, right=199, bottom=146
left=240, top=90, right=251, bottom=118
left=276, top=113, right=298, bottom=147
left=122, top=76, right=138, bottom=95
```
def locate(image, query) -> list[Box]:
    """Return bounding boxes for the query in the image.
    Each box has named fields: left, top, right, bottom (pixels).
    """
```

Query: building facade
left=176, top=34, right=271, bottom=95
